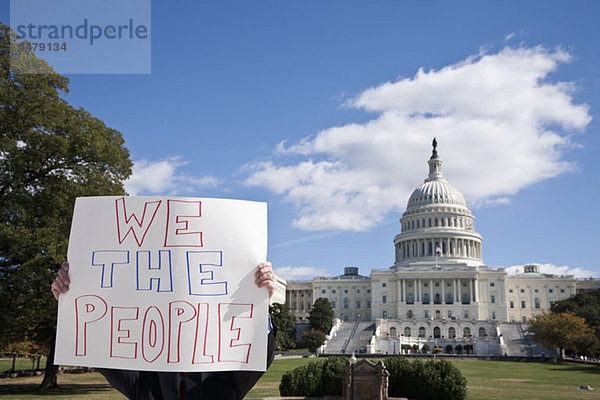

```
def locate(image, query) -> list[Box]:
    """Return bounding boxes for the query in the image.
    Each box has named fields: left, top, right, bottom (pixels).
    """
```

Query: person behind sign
left=52, top=261, right=278, bottom=400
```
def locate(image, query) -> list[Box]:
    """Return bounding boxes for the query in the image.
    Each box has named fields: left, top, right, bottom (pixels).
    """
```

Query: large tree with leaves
left=269, top=302, right=296, bottom=350
left=530, top=312, right=599, bottom=358
left=551, top=289, right=600, bottom=340
left=308, top=298, right=335, bottom=334
left=0, top=24, right=132, bottom=389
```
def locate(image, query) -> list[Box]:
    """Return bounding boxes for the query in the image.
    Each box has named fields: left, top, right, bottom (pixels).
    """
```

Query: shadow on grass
left=0, top=383, right=115, bottom=396
left=549, top=363, right=600, bottom=375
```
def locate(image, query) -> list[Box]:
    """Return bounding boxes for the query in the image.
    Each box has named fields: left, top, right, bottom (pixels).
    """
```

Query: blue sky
left=3, top=1, right=600, bottom=280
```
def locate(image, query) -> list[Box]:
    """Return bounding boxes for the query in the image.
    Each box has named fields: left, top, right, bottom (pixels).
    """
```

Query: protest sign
left=54, top=196, right=268, bottom=372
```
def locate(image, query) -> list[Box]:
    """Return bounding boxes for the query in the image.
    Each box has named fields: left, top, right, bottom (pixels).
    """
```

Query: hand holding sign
left=53, top=261, right=275, bottom=300
left=54, top=197, right=270, bottom=372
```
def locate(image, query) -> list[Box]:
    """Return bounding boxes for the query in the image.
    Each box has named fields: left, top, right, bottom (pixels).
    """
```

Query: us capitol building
left=283, top=140, right=599, bottom=355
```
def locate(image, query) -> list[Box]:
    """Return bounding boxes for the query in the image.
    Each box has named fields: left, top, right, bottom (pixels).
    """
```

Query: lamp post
left=349, top=351, right=357, bottom=400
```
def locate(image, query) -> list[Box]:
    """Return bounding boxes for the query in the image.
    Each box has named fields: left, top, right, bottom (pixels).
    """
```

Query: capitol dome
left=407, top=178, right=468, bottom=210
left=393, top=139, right=483, bottom=266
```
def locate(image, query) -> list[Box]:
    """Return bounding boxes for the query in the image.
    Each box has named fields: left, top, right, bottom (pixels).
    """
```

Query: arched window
left=343, top=298, right=349, bottom=309
left=463, top=327, right=471, bottom=338
left=418, top=327, right=426, bottom=338
left=407, top=293, right=414, bottom=304
left=434, top=327, right=441, bottom=338
left=534, top=298, right=540, bottom=309
left=390, top=327, right=397, bottom=337
left=404, top=327, right=411, bottom=337
left=435, top=293, right=441, bottom=304
left=407, top=310, right=413, bottom=318
left=479, top=327, right=487, bottom=337
left=448, top=327, right=456, bottom=339
left=446, top=293, right=453, bottom=304
left=423, top=293, right=430, bottom=304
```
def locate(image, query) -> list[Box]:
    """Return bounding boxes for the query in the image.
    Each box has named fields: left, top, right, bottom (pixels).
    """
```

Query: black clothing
left=99, top=328, right=276, bottom=400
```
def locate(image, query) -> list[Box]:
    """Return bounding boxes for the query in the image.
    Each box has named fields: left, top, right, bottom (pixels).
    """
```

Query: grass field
left=0, top=358, right=47, bottom=372
left=1, top=358, right=599, bottom=399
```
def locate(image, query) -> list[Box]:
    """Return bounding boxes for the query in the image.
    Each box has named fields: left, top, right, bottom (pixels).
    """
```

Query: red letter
left=110, top=306, right=140, bottom=359
left=218, top=303, right=253, bottom=363
left=167, top=301, right=196, bottom=363
left=115, top=197, right=162, bottom=247
left=192, top=303, right=214, bottom=364
left=164, top=200, right=203, bottom=247
left=75, top=295, right=108, bottom=356
left=142, top=306, right=165, bottom=363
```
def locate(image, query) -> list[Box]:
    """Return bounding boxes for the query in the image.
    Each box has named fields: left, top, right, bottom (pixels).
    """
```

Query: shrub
left=386, top=356, right=467, bottom=400
left=302, top=329, right=327, bottom=353
left=279, top=356, right=346, bottom=397
left=280, top=355, right=467, bottom=400
left=321, top=356, right=347, bottom=395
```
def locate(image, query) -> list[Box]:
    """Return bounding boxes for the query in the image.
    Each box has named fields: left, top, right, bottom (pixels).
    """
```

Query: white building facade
left=285, top=140, right=598, bottom=355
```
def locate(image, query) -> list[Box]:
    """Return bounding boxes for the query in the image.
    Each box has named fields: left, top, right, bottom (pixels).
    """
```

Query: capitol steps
left=499, top=322, right=556, bottom=357
left=322, top=321, right=376, bottom=354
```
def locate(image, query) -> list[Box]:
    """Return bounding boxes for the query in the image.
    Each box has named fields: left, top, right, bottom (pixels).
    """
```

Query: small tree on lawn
left=302, top=329, right=327, bottom=353
left=308, top=298, right=335, bottom=334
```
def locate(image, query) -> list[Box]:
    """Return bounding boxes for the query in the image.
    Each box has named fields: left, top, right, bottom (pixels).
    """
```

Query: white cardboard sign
left=55, top=196, right=268, bottom=372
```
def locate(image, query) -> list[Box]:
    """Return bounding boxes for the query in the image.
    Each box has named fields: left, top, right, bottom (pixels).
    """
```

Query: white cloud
left=246, top=46, right=591, bottom=231
left=125, top=157, right=221, bottom=196
left=504, top=263, right=597, bottom=278
left=275, top=266, right=330, bottom=280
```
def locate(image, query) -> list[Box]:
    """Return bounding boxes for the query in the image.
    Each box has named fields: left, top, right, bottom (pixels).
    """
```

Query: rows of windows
left=331, top=299, right=371, bottom=309
left=388, top=326, right=487, bottom=339
left=384, top=309, right=470, bottom=320
left=509, top=287, right=567, bottom=294
left=398, top=238, right=481, bottom=259
left=320, top=287, right=370, bottom=294
left=402, top=216, right=472, bottom=232
left=509, top=298, right=542, bottom=309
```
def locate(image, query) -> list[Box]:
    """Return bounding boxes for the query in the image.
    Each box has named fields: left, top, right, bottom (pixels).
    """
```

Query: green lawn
left=0, top=358, right=47, bottom=372
left=1, top=358, right=599, bottom=399
left=452, top=359, right=600, bottom=400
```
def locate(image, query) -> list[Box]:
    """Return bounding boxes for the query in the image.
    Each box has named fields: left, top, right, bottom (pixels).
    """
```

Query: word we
left=116, top=197, right=204, bottom=248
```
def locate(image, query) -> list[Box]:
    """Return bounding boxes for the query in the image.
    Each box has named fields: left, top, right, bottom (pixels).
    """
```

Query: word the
left=91, top=249, right=227, bottom=296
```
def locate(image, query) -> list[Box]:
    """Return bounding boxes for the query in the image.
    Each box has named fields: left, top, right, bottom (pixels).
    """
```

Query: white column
left=429, top=279, right=433, bottom=303
left=401, top=279, right=406, bottom=303
left=416, top=279, right=421, bottom=303
left=474, top=278, right=479, bottom=302
left=441, top=279, right=445, bottom=304
left=469, top=279, right=473, bottom=304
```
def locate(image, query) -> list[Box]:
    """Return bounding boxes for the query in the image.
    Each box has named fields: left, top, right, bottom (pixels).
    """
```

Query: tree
left=269, top=302, right=296, bottom=350
left=530, top=312, right=599, bottom=359
left=302, top=329, right=327, bottom=353
left=0, top=24, right=132, bottom=389
left=552, top=289, right=600, bottom=340
left=308, top=298, right=334, bottom=334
